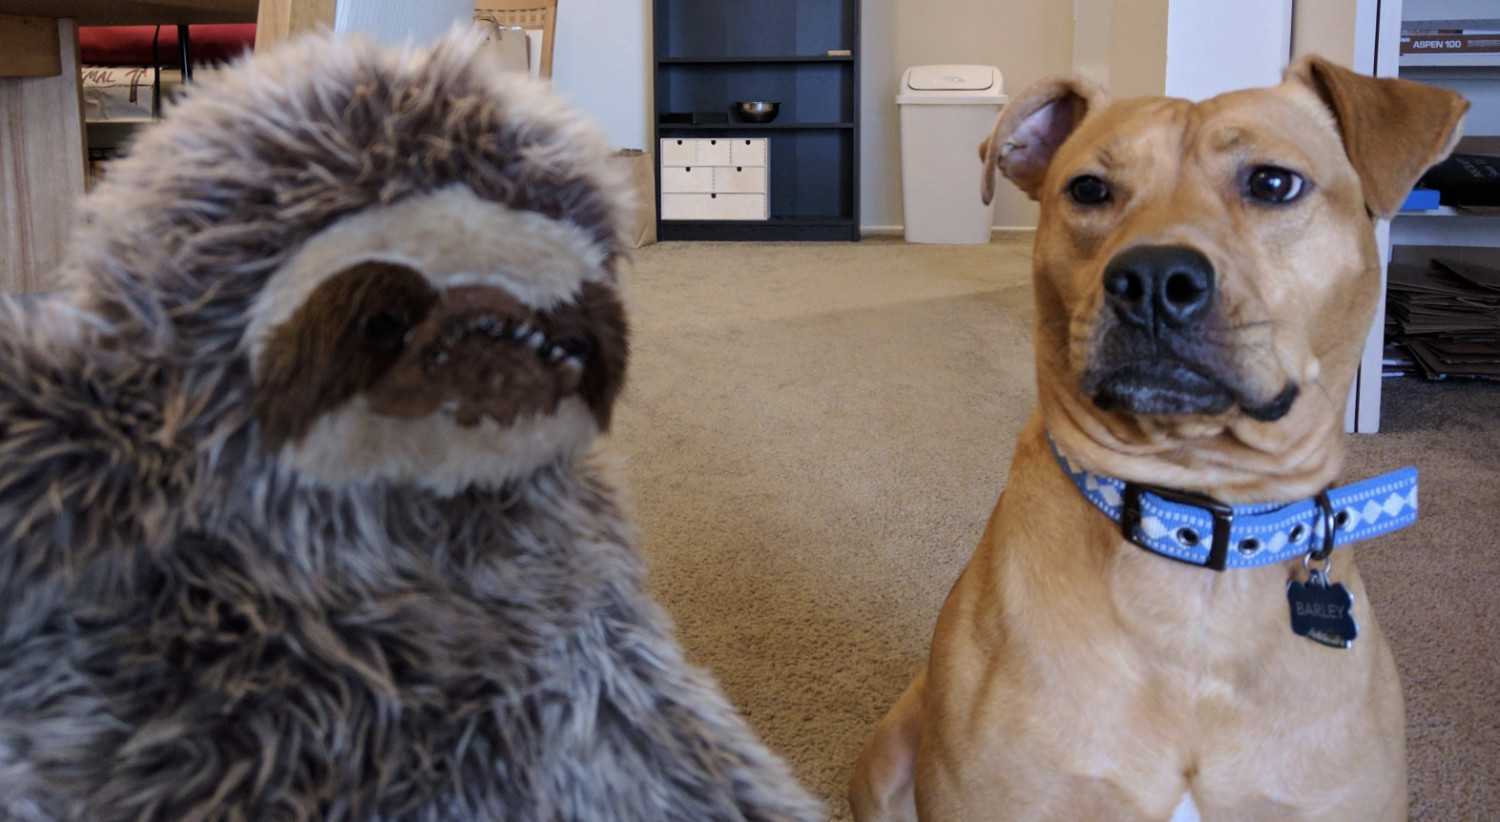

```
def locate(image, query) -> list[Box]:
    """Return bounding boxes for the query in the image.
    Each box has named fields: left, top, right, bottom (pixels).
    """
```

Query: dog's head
left=982, top=57, right=1466, bottom=495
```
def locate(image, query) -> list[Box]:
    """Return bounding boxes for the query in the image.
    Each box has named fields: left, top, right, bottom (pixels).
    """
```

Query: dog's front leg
left=849, top=668, right=927, bottom=822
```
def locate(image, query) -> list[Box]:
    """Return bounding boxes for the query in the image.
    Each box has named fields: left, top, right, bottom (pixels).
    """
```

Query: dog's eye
left=1067, top=175, right=1112, bottom=205
left=362, top=310, right=410, bottom=355
left=1246, top=166, right=1306, bottom=204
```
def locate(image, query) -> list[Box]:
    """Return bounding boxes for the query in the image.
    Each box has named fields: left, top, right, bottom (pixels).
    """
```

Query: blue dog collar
left=1049, top=437, right=1418, bottom=571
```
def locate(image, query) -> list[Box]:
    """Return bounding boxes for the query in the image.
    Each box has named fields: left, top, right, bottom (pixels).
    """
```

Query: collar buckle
left=1121, top=483, right=1235, bottom=571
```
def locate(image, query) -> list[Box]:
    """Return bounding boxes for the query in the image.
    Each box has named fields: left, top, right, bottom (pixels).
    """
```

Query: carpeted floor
left=608, top=236, right=1500, bottom=821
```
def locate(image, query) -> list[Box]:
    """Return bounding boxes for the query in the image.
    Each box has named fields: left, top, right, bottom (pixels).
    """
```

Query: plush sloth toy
left=0, top=33, right=821, bottom=822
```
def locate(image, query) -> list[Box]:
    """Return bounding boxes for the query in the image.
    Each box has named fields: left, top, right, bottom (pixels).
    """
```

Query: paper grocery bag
left=613, top=149, right=657, bottom=248
left=475, top=20, right=531, bottom=76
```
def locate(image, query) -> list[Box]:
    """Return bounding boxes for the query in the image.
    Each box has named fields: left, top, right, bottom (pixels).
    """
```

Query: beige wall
left=636, top=0, right=1288, bottom=233
left=1104, top=0, right=1169, bottom=98
left=1072, top=0, right=1292, bottom=103
left=861, top=0, right=1075, bottom=231
left=1291, top=0, right=1370, bottom=69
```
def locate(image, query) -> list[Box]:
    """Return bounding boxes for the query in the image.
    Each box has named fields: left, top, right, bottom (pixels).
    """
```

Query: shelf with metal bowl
left=657, top=55, right=855, bottom=64
left=734, top=101, right=780, bottom=123
left=658, top=122, right=854, bottom=131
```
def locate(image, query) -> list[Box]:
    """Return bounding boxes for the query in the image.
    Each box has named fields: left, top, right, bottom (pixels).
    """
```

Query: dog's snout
left=1103, top=246, right=1216, bottom=332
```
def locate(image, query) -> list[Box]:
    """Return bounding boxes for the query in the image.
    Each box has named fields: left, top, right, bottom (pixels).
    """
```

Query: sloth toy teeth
left=0, top=32, right=820, bottom=822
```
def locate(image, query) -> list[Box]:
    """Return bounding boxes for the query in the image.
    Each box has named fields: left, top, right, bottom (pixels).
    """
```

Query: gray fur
left=0, top=33, right=822, bottom=822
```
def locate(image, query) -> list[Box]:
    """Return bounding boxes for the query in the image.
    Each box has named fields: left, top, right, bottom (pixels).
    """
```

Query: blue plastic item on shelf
left=1401, top=187, right=1441, bottom=211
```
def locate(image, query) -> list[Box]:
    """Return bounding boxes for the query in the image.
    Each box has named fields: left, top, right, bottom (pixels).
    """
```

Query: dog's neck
left=1045, top=430, right=1417, bottom=572
left=1037, top=371, right=1348, bottom=505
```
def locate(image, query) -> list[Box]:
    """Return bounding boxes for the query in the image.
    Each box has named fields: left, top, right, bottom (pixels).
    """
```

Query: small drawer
left=660, top=193, right=711, bottom=221
left=695, top=138, right=732, bottom=165
left=661, top=166, right=714, bottom=193
left=729, top=138, right=768, bottom=166
left=713, top=165, right=767, bottom=194
left=660, top=192, right=768, bottom=221
left=659, top=138, right=697, bottom=166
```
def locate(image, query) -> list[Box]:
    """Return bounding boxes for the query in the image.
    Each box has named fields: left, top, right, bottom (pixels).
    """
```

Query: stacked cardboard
left=1385, top=259, right=1500, bottom=381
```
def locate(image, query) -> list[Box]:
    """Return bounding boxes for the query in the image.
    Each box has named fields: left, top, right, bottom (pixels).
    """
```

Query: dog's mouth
left=1083, top=360, right=1299, bottom=422
left=1086, top=360, right=1233, bottom=416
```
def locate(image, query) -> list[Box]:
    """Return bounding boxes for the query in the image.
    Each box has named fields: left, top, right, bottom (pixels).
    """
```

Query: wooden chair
left=473, top=0, right=558, bottom=79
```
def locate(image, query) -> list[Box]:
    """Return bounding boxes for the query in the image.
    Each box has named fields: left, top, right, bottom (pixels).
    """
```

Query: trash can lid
left=906, top=65, right=998, bottom=91
left=896, top=65, right=1007, bottom=105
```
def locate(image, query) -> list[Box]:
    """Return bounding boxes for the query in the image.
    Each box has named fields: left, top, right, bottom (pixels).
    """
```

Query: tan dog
left=849, top=57, right=1467, bottom=822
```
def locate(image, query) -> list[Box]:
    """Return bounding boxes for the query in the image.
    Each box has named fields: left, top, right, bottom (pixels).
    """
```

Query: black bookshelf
left=663, top=123, right=854, bottom=131
left=653, top=0, right=861, bottom=242
left=658, top=56, right=855, bottom=65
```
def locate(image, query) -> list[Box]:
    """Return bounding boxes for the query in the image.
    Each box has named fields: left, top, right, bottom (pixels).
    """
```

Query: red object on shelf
left=79, top=25, right=257, bottom=67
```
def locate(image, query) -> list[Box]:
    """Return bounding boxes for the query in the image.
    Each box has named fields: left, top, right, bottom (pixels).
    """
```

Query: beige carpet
left=608, top=236, right=1500, bottom=821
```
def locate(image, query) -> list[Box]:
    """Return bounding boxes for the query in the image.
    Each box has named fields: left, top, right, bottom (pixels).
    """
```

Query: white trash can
left=897, top=65, right=1008, bottom=244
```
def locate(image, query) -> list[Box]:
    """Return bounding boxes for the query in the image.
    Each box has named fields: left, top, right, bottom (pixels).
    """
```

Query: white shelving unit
left=1296, top=0, right=1500, bottom=432
left=1401, top=52, right=1500, bottom=68
left=1379, top=1, right=1500, bottom=428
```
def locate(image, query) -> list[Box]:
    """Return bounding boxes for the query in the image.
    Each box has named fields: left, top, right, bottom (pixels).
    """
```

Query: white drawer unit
left=659, top=137, right=733, bottom=166
left=713, top=165, right=767, bottom=194
left=660, top=165, right=714, bottom=193
left=660, top=192, right=768, bottom=221
left=659, top=137, right=771, bottom=221
left=729, top=138, right=768, bottom=167
left=659, top=138, right=697, bottom=166
left=695, top=138, right=732, bottom=165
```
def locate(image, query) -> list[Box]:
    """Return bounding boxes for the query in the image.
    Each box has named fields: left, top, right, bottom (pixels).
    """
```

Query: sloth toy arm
left=0, top=297, right=173, bottom=592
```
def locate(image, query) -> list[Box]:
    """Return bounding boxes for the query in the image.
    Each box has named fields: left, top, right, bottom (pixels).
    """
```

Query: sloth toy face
left=247, top=187, right=627, bottom=493
left=67, top=31, right=632, bottom=495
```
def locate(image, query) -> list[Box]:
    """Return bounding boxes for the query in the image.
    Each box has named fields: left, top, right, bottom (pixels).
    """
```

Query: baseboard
left=858, top=225, right=1037, bottom=237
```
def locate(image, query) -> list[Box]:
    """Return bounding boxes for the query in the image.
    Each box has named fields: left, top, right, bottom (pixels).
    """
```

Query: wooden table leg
left=0, top=17, right=86, bottom=294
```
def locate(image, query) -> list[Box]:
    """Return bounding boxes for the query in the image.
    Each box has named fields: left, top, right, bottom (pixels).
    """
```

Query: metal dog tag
left=1287, top=574, right=1358, bottom=649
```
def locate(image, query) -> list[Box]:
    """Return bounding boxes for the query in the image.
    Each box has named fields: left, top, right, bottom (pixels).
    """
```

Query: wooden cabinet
left=652, top=0, right=859, bottom=241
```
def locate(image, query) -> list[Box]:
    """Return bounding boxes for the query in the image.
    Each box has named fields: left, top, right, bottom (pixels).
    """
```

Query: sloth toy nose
left=1103, top=245, right=1216, bottom=334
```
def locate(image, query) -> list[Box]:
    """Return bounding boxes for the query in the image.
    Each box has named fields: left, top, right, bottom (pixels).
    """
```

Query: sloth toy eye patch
left=254, top=260, right=627, bottom=450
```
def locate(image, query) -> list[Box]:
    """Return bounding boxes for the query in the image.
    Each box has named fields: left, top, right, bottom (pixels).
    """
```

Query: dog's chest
left=1108, top=545, right=1290, bottom=655
left=1171, top=793, right=1202, bottom=822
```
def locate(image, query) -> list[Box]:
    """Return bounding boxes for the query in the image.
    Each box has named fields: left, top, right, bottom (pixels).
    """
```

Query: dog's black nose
left=1102, top=245, right=1216, bottom=332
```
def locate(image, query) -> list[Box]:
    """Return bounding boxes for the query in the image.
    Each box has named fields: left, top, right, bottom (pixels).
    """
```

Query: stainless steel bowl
left=734, top=101, right=780, bottom=123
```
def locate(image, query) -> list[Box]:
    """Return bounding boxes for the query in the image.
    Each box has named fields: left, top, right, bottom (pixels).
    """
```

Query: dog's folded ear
left=981, top=75, right=1108, bottom=204
left=1288, top=55, right=1469, bottom=219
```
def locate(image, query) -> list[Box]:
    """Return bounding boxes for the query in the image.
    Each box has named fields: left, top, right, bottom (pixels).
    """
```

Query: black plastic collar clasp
left=1121, top=483, right=1236, bottom=571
